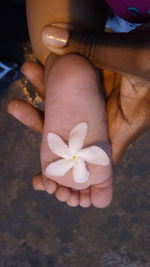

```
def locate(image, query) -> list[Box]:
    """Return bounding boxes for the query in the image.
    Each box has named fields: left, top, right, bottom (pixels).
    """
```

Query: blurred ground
left=0, top=1, right=150, bottom=267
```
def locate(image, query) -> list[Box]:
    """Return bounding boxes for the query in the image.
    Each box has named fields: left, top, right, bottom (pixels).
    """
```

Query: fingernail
left=42, top=25, right=69, bottom=47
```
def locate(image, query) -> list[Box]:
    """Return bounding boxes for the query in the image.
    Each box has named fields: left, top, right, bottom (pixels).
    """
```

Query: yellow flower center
left=72, top=155, right=78, bottom=160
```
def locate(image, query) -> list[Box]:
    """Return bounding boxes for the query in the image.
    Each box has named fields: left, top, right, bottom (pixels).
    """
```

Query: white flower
left=46, top=122, right=109, bottom=184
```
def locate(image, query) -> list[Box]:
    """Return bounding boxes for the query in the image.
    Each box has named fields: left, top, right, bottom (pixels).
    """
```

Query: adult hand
left=8, top=61, right=150, bottom=199
left=41, top=22, right=150, bottom=80
left=40, top=22, right=150, bottom=163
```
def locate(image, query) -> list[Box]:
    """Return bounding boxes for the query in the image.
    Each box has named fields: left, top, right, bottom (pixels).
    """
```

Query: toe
left=55, top=186, right=72, bottom=202
left=91, top=177, right=113, bottom=208
left=42, top=176, right=57, bottom=194
left=33, top=173, right=45, bottom=190
left=91, top=185, right=113, bottom=208
left=66, top=191, right=80, bottom=207
left=79, top=188, right=91, bottom=208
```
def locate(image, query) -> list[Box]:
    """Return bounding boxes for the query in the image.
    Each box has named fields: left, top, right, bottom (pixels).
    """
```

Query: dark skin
left=44, top=22, right=150, bottom=80
left=26, top=0, right=150, bottom=80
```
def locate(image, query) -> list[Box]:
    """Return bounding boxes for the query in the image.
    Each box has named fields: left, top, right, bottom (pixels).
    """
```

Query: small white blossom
left=46, top=122, right=109, bottom=183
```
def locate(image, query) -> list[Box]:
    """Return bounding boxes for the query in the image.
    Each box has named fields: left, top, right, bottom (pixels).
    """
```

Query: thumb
left=42, top=24, right=104, bottom=68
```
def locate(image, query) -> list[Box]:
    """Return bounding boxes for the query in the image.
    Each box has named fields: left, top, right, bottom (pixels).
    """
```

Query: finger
left=90, top=176, right=113, bottom=208
left=33, top=173, right=45, bottom=190
left=21, top=61, right=45, bottom=97
left=8, top=99, right=44, bottom=134
left=41, top=24, right=125, bottom=76
left=42, top=24, right=150, bottom=80
left=42, top=24, right=104, bottom=68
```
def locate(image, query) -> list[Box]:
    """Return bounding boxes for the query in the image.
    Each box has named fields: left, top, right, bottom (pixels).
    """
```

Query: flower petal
left=46, top=159, right=75, bottom=177
left=73, top=159, right=89, bottom=183
left=47, top=133, right=71, bottom=158
left=69, top=122, right=88, bottom=154
left=77, top=146, right=110, bottom=166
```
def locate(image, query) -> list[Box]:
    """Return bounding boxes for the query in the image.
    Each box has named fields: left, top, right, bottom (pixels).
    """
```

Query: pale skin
left=41, top=53, right=113, bottom=207
left=7, top=0, right=150, bottom=207
left=27, top=0, right=113, bottom=208
left=8, top=61, right=150, bottom=207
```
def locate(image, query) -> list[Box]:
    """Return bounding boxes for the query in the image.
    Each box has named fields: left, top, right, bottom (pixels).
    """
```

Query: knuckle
left=80, top=31, right=98, bottom=60
left=71, top=30, right=99, bottom=64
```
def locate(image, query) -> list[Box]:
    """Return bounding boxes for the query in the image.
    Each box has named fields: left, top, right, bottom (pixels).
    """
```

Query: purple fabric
left=106, top=0, right=150, bottom=23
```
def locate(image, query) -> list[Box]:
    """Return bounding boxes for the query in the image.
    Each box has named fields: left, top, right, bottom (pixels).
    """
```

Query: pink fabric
left=106, top=0, right=150, bottom=23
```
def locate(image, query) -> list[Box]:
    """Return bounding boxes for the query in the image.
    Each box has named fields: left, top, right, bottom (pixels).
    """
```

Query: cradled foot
left=41, top=53, right=113, bottom=207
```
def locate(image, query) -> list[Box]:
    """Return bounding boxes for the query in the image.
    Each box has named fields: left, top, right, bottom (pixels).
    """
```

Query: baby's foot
left=41, top=54, right=113, bottom=207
